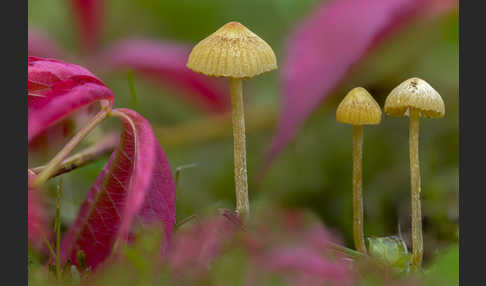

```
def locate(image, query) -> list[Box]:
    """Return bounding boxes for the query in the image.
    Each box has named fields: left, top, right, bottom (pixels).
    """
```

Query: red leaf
left=98, top=38, right=230, bottom=113
left=28, top=57, right=114, bottom=142
left=28, top=171, right=50, bottom=250
left=60, top=108, right=176, bottom=269
left=28, top=28, right=65, bottom=59
left=265, top=0, right=426, bottom=169
left=69, top=0, right=104, bottom=52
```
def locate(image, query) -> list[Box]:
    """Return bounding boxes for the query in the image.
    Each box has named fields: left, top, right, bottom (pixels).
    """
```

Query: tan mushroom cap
left=186, top=22, right=277, bottom=78
left=336, top=87, right=382, bottom=125
left=384, top=77, right=445, bottom=118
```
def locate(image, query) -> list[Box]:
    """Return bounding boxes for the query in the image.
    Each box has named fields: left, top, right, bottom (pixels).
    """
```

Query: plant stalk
left=34, top=109, right=109, bottom=187
left=31, top=134, right=118, bottom=178
left=229, top=78, right=249, bottom=220
left=409, top=109, right=423, bottom=267
left=353, top=125, right=367, bottom=253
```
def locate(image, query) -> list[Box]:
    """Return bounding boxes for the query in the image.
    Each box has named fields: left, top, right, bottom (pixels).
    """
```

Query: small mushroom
left=336, top=87, right=382, bottom=253
left=187, top=22, right=277, bottom=220
left=384, top=77, right=445, bottom=267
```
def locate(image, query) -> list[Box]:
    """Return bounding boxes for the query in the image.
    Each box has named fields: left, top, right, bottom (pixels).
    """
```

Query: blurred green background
left=28, top=0, right=458, bottom=265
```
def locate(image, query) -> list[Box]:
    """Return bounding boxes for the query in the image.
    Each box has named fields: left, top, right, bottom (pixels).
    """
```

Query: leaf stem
left=31, top=134, right=118, bottom=178
left=229, top=78, right=249, bottom=221
left=34, top=108, right=110, bottom=187
left=353, top=125, right=367, bottom=253
left=37, top=223, right=57, bottom=261
left=409, top=109, right=423, bottom=267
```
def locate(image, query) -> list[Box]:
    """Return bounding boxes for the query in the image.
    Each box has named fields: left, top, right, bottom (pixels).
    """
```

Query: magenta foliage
left=168, top=210, right=239, bottom=278
left=69, top=0, right=104, bottom=52
left=99, top=39, right=230, bottom=112
left=28, top=171, right=49, bottom=250
left=244, top=209, right=353, bottom=285
left=265, top=0, right=427, bottom=169
left=166, top=208, right=353, bottom=285
left=28, top=57, right=114, bottom=142
left=260, top=247, right=352, bottom=286
left=60, top=108, right=176, bottom=269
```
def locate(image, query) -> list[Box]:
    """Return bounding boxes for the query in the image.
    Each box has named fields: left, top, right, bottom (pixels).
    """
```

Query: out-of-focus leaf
left=168, top=210, right=240, bottom=280
left=28, top=57, right=114, bottom=142
left=258, top=247, right=351, bottom=286
left=68, top=0, right=104, bottom=52
left=425, top=244, right=459, bottom=286
left=60, top=108, right=176, bottom=269
left=265, top=0, right=429, bottom=169
left=28, top=28, right=65, bottom=58
left=28, top=171, right=50, bottom=250
left=244, top=208, right=353, bottom=286
left=98, top=38, right=230, bottom=113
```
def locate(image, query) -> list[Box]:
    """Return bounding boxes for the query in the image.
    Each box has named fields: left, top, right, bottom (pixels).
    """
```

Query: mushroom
left=186, top=22, right=277, bottom=220
left=336, top=87, right=382, bottom=253
left=384, top=77, right=445, bottom=267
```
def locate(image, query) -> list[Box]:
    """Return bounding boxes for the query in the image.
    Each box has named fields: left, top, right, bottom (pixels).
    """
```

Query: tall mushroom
left=187, top=22, right=277, bottom=220
left=384, top=77, right=445, bottom=267
left=336, top=87, right=382, bottom=253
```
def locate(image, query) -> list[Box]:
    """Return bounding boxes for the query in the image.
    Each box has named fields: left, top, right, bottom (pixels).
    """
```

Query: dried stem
left=353, top=125, right=367, bottom=253
left=229, top=78, right=249, bottom=220
left=409, top=109, right=423, bottom=267
left=31, top=134, right=118, bottom=178
left=34, top=109, right=110, bottom=186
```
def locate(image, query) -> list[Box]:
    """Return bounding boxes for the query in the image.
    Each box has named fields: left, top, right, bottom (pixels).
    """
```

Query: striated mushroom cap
left=384, top=77, right=445, bottom=118
left=336, top=87, right=382, bottom=125
left=186, top=22, right=277, bottom=78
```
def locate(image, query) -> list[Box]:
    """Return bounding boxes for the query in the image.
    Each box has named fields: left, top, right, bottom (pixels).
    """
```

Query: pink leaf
left=265, top=0, right=427, bottom=169
left=28, top=171, right=49, bottom=250
left=98, top=38, right=230, bottom=113
left=168, top=211, right=240, bottom=278
left=60, top=108, right=176, bottom=269
left=28, top=28, right=65, bottom=59
left=261, top=247, right=351, bottom=285
left=28, top=56, right=114, bottom=142
left=69, top=0, right=104, bottom=52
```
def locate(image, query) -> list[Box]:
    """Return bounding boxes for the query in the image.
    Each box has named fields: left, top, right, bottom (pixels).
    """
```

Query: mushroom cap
left=384, top=77, right=445, bottom=118
left=336, top=87, right=382, bottom=125
left=186, top=22, right=277, bottom=78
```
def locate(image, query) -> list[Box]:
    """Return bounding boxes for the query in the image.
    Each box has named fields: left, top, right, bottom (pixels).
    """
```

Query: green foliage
left=424, top=244, right=459, bottom=286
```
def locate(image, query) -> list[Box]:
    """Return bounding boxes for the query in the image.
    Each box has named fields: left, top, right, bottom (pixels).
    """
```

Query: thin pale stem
left=34, top=109, right=109, bottom=187
left=409, top=109, right=423, bottom=267
left=37, top=223, right=57, bottom=260
left=353, top=125, right=367, bottom=253
left=229, top=78, right=249, bottom=220
left=31, top=134, right=118, bottom=178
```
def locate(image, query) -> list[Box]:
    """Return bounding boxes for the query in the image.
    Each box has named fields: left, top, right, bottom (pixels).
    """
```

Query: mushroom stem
left=352, top=125, right=367, bottom=253
left=229, top=78, right=249, bottom=220
left=409, top=108, right=423, bottom=267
